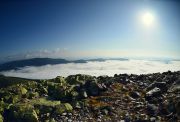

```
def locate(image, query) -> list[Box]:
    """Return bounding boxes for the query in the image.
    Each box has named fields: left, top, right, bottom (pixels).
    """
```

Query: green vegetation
left=0, top=71, right=179, bottom=121
left=0, top=74, right=105, bottom=121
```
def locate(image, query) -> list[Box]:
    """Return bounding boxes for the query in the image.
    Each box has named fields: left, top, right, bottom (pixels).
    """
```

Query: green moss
left=64, top=103, right=73, bottom=111
left=66, top=74, right=93, bottom=85
left=8, top=95, right=19, bottom=103
left=27, top=92, right=39, bottom=99
left=54, top=76, right=66, bottom=85
left=0, top=114, right=3, bottom=122
left=20, top=87, right=28, bottom=95
left=8, top=103, right=38, bottom=122
left=0, top=100, right=12, bottom=113
left=31, top=98, right=61, bottom=107
left=54, top=103, right=73, bottom=115
left=30, top=98, right=61, bottom=114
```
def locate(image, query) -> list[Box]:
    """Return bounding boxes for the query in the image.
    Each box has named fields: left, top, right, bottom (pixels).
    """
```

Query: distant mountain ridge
left=0, top=58, right=128, bottom=72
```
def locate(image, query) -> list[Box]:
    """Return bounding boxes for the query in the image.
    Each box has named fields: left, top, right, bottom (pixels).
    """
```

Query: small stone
left=74, top=102, right=81, bottom=109
left=147, top=104, right=158, bottom=116
left=68, top=119, right=72, bottom=122
left=62, top=112, right=67, bottom=116
left=101, top=109, right=109, bottom=115
left=150, top=117, right=156, bottom=122
left=129, top=91, right=141, bottom=99
left=146, top=87, right=161, bottom=96
left=97, top=118, right=101, bottom=122
left=147, top=82, right=167, bottom=92
left=68, top=113, right=72, bottom=116
left=176, top=100, right=180, bottom=115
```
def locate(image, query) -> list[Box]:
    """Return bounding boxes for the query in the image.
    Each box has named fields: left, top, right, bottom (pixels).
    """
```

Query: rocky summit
left=0, top=71, right=180, bottom=122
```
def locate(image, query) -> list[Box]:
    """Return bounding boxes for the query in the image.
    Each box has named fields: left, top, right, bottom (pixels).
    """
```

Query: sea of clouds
left=1, top=59, right=180, bottom=79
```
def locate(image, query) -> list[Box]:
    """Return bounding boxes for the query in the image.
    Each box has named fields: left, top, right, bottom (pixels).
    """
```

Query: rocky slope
left=0, top=71, right=180, bottom=122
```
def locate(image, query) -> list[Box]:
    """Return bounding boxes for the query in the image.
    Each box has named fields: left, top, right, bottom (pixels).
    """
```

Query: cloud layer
left=1, top=60, right=180, bottom=79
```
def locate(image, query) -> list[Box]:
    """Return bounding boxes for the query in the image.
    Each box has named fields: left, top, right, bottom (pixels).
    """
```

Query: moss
left=20, top=87, right=28, bottom=95
left=23, top=110, right=38, bottom=122
left=66, top=74, right=93, bottom=85
left=8, top=103, right=38, bottom=122
left=0, top=100, right=12, bottom=114
left=0, top=114, right=3, bottom=122
left=31, top=98, right=61, bottom=114
left=8, top=95, right=19, bottom=103
left=31, top=98, right=61, bottom=107
left=53, top=76, right=66, bottom=85
left=27, top=92, right=39, bottom=99
left=45, top=118, right=56, bottom=122
left=64, top=103, right=73, bottom=111
left=54, top=103, right=73, bottom=115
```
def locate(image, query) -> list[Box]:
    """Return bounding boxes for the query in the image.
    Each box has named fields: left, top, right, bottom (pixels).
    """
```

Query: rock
left=32, top=98, right=61, bottom=114
left=48, top=83, right=75, bottom=101
left=54, top=76, right=66, bottom=85
left=23, top=110, right=38, bottom=122
left=40, top=87, right=48, bottom=95
left=101, top=109, right=109, bottom=115
left=146, top=87, right=161, bottom=97
left=124, top=113, right=131, bottom=122
left=0, top=114, right=3, bottom=122
left=64, top=103, right=73, bottom=111
left=159, top=102, right=170, bottom=115
left=0, top=100, right=11, bottom=114
left=167, top=100, right=176, bottom=113
left=0, top=71, right=180, bottom=121
left=134, top=105, right=144, bottom=111
left=72, top=101, right=81, bottom=109
left=28, top=92, right=39, bottom=99
left=9, top=95, right=19, bottom=103
left=70, top=91, right=79, bottom=100
left=62, top=112, right=67, bottom=116
left=129, top=91, right=140, bottom=99
left=147, top=82, right=167, bottom=92
left=150, top=117, right=156, bottom=122
left=46, top=118, right=56, bottom=122
left=67, top=119, right=72, bottom=122
left=8, top=103, right=38, bottom=122
left=66, top=74, right=93, bottom=85
left=168, top=84, right=180, bottom=93
left=0, top=101, right=5, bottom=113
left=145, top=87, right=162, bottom=103
left=146, top=104, right=158, bottom=116
left=97, top=83, right=107, bottom=91
left=20, top=86, right=28, bottom=95
left=176, top=100, right=180, bottom=115
left=80, top=89, right=88, bottom=98
left=55, top=103, right=73, bottom=115
left=86, top=80, right=100, bottom=96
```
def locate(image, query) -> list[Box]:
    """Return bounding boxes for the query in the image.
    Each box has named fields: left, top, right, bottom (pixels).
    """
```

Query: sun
left=142, top=12, right=154, bottom=27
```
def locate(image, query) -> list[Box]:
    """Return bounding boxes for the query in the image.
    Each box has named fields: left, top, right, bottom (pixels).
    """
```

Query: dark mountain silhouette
left=0, top=58, right=72, bottom=71
left=0, top=58, right=128, bottom=72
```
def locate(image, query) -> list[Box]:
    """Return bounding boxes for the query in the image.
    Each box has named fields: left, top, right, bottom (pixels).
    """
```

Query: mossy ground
left=0, top=71, right=180, bottom=121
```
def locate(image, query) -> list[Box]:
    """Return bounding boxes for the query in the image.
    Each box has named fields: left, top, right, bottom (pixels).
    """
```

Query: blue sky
left=0, top=0, right=180, bottom=61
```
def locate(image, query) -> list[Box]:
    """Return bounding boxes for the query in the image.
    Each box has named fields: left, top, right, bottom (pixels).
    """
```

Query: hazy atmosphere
left=0, top=0, right=180, bottom=62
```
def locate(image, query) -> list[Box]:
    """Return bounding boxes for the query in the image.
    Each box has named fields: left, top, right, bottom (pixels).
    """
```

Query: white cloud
left=1, top=60, right=180, bottom=79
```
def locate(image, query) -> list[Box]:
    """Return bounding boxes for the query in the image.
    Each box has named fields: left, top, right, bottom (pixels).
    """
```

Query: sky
left=0, top=0, right=180, bottom=62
